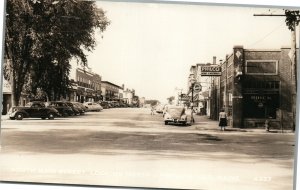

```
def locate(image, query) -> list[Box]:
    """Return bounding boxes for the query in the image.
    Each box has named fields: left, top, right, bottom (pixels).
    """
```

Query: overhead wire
left=247, top=22, right=286, bottom=48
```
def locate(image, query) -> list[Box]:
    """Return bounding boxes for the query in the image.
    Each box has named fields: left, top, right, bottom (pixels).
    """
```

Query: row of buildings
left=2, top=66, right=145, bottom=115
left=185, top=45, right=298, bottom=129
left=68, top=67, right=142, bottom=106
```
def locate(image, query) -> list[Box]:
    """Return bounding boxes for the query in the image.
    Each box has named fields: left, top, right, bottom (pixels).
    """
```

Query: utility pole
left=191, top=83, right=195, bottom=123
left=254, top=12, right=299, bottom=131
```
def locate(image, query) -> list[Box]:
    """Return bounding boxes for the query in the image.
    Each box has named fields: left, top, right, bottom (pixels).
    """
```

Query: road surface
left=0, top=108, right=296, bottom=190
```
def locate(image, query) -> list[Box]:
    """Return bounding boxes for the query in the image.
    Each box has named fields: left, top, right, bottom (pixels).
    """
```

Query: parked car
left=99, top=101, right=110, bottom=109
left=64, top=102, right=82, bottom=115
left=8, top=101, right=60, bottom=120
left=163, top=106, right=190, bottom=125
left=119, top=102, right=128, bottom=108
left=71, top=102, right=87, bottom=114
left=83, top=102, right=103, bottom=112
left=47, top=101, right=74, bottom=116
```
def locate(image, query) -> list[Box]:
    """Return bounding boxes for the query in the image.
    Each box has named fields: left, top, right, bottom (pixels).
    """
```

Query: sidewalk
left=1, top=114, right=9, bottom=121
left=193, top=115, right=294, bottom=134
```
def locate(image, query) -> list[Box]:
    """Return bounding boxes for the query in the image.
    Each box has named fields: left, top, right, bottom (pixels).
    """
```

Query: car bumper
left=165, top=118, right=187, bottom=124
left=8, top=111, right=16, bottom=118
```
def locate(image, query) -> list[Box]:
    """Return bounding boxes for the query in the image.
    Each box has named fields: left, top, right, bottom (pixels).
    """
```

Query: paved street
left=0, top=108, right=295, bottom=190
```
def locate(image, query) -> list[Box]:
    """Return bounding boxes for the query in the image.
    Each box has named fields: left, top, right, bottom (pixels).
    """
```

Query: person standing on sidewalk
left=219, top=109, right=227, bottom=131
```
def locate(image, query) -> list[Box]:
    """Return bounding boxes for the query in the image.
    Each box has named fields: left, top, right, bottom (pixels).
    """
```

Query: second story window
left=245, top=60, right=278, bottom=75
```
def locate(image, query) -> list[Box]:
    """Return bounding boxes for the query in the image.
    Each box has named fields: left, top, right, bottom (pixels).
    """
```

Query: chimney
left=213, top=56, right=216, bottom=65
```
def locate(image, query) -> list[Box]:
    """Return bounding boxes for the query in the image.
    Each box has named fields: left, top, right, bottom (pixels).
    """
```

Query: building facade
left=139, top=97, right=145, bottom=107
left=188, top=62, right=217, bottom=115
left=101, top=81, right=123, bottom=101
left=69, top=68, right=102, bottom=103
left=209, top=46, right=297, bottom=129
left=123, top=89, right=135, bottom=105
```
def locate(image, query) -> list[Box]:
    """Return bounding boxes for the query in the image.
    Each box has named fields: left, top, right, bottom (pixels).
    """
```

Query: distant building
left=101, top=81, right=123, bottom=101
left=187, top=63, right=212, bottom=114
left=139, top=97, right=145, bottom=107
left=2, top=59, right=29, bottom=114
left=69, top=67, right=102, bottom=103
left=123, top=88, right=135, bottom=105
left=2, top=78, right=14, bottom=115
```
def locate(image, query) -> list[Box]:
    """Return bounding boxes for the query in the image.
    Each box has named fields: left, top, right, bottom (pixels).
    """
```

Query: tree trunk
left=11, top=71, right=17, bottom=107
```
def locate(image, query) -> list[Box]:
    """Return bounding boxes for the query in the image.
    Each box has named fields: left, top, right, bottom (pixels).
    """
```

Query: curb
left=1, top=115, right=9, bottom=121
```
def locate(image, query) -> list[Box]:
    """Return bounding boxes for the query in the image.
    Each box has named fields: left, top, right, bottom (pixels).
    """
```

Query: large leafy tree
left=4, top=0, right=110, bottom=105
left=284, top=10, right=300, bottom=31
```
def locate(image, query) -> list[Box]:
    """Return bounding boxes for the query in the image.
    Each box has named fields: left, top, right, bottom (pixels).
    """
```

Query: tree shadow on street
left=1, top=129, right=294, bottom=168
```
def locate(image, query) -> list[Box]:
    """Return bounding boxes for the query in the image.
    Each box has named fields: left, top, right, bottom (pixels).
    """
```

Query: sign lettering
left=200, top=66, right=222, bottom=76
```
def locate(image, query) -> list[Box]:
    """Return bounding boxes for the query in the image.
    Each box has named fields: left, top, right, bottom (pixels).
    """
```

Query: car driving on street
left=163, top=106, right=190, bottom=126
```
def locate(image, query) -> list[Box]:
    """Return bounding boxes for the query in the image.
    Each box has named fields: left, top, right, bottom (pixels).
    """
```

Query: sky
left=76, top=0, right=299, bottom=103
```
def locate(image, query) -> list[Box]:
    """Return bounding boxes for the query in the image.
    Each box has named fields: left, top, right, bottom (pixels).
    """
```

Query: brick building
left=101, top=81, right=123, bottom=101
left=209, top=46, right=298, bottom=129
left=69, top=68, right=102, bottom=103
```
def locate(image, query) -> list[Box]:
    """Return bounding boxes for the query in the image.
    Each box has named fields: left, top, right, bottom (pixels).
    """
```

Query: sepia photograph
left=0, top=0, right=299, bottom=190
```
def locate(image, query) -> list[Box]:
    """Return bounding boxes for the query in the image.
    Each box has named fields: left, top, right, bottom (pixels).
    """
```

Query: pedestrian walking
left=219, top=109, right=227, bottom=131
left=265, top=119, right=270, bottom=132
left=151, top=106, right=155, bottom=115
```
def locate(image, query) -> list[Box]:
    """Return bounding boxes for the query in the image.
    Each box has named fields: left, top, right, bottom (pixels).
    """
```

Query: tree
left=167, top=96, right=175, bottom=105
left=284, top=10, right=300, bottom=31
left=4, top=0, right=110, bottom=105
left=145, top=100, right=160, bottom=106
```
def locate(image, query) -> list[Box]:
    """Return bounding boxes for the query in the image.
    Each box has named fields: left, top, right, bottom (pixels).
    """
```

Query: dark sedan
left=8, top=101, right=60, bottom=120
left=47, top=101, right=74, bottom=117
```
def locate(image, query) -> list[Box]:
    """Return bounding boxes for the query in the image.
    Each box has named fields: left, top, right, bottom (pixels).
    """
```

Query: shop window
left=243, top=94, right=279, bottom=118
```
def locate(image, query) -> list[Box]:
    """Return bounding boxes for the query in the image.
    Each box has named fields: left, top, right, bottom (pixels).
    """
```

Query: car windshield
left=167, top=107, right=184, bottom=116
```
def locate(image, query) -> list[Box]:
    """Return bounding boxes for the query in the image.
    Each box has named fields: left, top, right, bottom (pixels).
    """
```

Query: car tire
left=15, top=113, right=23, bottom=120
left=10, top=117, right=15, bottom=120
left=48, top=113, right=55, bottom=120
left=165, top=121, right=168, bottom=125
left=63, top=111, right=69, bottom=117
left=41, top=117, right=46, bottom=120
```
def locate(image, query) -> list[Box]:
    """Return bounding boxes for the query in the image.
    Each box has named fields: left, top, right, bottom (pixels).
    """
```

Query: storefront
left=214, top=46, right=297, bottom=129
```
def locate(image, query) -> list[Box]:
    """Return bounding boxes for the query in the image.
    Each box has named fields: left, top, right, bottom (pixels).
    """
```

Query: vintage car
left=155, top=104, right=165, bottom=114
left=71, top=102, right=87, bottom=114
left=64, top=102, right=81, bottom=115
left=83, top=102, right=103, bottom=112
left=8, top=101, right=60, bottom=120
left=47, top=101, right=74, bottom=116
left=99, top=101, right=110, bottom=109
left=163, top=106, right=190, bottom=125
